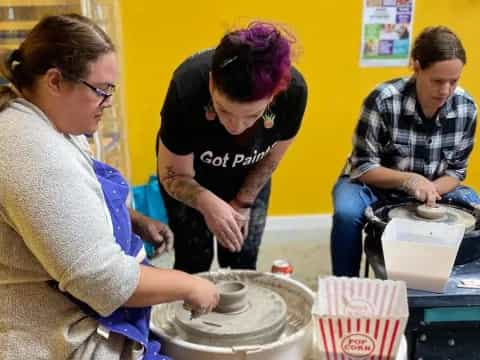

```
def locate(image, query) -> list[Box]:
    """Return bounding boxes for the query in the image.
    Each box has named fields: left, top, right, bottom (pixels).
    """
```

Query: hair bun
left=9, top=49, right=23, bottom=63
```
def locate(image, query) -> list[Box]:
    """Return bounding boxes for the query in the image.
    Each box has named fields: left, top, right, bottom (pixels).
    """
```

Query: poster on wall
left=360, top=0, right=415, bottom=67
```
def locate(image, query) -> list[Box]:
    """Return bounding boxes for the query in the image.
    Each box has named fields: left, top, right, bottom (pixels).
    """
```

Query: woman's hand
left=230, top=198, right=251, bottom=239
left=185, top=276, right=220, bottom=315
left=130, top=209, right=174, bottom=255
left=401, top=173, right=441, bottom=205
left=197, top=192, right=245, bottom=252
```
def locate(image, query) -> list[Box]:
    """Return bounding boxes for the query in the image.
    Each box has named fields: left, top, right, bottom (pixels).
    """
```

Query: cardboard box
left=313, top=277, right=408, bottom=359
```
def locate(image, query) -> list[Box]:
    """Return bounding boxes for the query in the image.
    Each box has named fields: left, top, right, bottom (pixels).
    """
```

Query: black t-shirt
left=158, top=49, right=307, bottom=201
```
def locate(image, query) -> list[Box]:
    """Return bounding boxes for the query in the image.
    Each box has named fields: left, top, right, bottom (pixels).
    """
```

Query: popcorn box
left=313, top=277, right=408, bottom=359
left=382, top=218, right=464, bottom=293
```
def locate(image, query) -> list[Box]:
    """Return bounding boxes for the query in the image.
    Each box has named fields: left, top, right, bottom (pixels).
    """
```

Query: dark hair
left=211, top=22, right=295, bottom=102
left=411, top=26, right=466, bottom=69
left=0, top=13, right=114, bottom=111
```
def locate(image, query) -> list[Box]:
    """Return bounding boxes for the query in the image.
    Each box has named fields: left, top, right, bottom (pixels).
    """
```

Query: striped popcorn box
left=312, top=277, right=408, bottom=359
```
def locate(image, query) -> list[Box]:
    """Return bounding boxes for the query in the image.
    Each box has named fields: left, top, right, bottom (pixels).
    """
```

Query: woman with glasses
left=0, top=14, right=219, bottom=359
left=156, top=22, right=307, bottom=273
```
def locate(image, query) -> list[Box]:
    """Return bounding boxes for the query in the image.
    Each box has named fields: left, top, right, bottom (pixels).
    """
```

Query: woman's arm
left=125, top=265, right=219, bottom=312
left=157, top=140, right=205, bottom=209
left=234, top=138, right=293, bottom=205
left=433, top=175, right=461, bottom=195
left=359, top=167, right=441, bottom=205
left=157, top=139, right=244, bottom=252
left=357, top=166, right=412, bottom=189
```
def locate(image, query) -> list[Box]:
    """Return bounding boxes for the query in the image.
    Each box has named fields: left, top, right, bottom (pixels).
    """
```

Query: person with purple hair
left=156, top=22, right=307, bottom=273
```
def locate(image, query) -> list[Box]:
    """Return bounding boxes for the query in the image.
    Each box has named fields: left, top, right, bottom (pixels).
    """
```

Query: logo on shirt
left=199, top=144, right=276, bottom=168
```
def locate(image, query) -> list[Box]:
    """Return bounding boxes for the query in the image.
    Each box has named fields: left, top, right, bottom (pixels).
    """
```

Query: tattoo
left=237, top=155, right=279, bottom=203
left=166, top=166, right=175, bottom=179
left=162, top=166, right=205, bottom=208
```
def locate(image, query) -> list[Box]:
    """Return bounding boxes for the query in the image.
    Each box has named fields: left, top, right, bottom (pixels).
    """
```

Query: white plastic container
left=381, top=218, right=465, bottom=292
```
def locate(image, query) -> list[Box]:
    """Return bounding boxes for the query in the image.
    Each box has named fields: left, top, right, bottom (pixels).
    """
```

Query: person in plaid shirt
left=331, top=26, right=480, bottom=277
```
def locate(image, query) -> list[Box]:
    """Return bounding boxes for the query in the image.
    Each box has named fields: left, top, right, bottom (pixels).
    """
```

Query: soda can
left=271, top=259, right=293, bottom=277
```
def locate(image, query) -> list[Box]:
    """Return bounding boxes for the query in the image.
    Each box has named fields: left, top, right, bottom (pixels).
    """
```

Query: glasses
left=79, top=79, right=115, bottom=106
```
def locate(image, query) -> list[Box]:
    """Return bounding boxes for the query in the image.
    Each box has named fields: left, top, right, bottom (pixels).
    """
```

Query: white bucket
left=381, top=218, right=465, bottom=292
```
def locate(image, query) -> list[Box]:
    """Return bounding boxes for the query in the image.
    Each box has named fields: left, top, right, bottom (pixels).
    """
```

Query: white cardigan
left=0, top=99, right=142, bottom=359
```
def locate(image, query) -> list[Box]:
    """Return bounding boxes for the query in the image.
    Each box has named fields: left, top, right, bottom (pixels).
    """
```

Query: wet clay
left=173, top=280, right=288, bottom=346
left=214, top=281, right=249, bottom=313
left=388, top=203, right=476, bottom=231
left=416, top=204, right=447, bottom=220
left=150, top=270, right=315, bottom=359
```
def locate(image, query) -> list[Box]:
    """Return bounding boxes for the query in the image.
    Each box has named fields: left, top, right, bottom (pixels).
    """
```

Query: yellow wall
left=121, top=1, right=480, bottom=215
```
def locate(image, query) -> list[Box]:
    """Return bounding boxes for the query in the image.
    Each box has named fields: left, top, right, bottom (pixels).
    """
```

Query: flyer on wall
left=360, top=0, right=415, bottom=67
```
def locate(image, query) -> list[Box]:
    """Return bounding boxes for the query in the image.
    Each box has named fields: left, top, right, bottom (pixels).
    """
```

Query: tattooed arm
left=161, top=162, right=205, bottom=210
left=234, top=139, right=294, bottom=206
left=157, top=139, right=244, bottom=252
left=229, top=139, right=294, bottom=238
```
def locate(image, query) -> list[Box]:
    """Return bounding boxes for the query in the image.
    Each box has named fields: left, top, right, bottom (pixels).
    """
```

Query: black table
left=405, top=260, right=480, bottom=359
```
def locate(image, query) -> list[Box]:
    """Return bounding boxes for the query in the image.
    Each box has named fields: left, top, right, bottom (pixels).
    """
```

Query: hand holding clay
left=184, top=276, right=220, bottom=318
left=400, top=173, right=441, bottom=205
left=198, top=192, right=245, bottom=252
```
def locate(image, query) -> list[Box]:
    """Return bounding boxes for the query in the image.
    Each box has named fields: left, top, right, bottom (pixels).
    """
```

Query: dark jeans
left=160, top=181, right=271, bottom=274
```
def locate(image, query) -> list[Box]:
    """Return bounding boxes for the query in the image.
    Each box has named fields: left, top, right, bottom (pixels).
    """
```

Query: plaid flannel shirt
left=344, top=77, right=477, bottom=181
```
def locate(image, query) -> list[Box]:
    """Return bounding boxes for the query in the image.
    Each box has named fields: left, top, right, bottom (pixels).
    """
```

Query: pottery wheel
left=173, top=281, right=287, bottom=347
left=388, top=203, right=476, bottom=231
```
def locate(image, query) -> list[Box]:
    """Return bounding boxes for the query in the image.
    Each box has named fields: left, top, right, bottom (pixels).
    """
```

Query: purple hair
left=211, top=22, right=294, bottom=102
